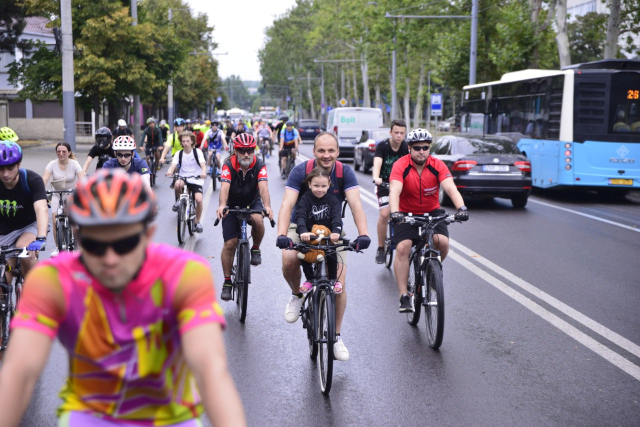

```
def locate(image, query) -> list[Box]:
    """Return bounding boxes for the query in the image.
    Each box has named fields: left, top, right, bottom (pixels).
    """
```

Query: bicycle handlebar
left=287, top=237, right=361, bottom=253
left=402, top=213, right=457, bottom=226
left=213, top=206, right=276, bottom=228
left=0, top=246, right=29, bottom=259
left=46, top=189, right=74, bottom=195
left=375, top=181, right=390, bottom=188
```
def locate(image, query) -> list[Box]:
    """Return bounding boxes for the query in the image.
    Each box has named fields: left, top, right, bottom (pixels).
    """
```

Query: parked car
left=354, top=128, right=391, bottom=173
left=296, top=119, right=322, bottom=140
left=430, top=134, right=532, bottom=208
left=337, top=136, right=358, bottom=161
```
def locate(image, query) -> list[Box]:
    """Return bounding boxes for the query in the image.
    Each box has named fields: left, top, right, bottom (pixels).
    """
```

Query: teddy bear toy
left=298, top=224, right=332, bottom=264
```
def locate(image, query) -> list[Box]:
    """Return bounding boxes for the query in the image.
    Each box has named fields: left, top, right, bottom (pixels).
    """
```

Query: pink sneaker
left=300, top=281, right=313, bottom=294
left=334, top=281, right=343, bottom=294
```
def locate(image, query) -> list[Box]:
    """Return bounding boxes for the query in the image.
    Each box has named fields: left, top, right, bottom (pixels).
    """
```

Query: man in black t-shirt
left=0, top=138, right=49, bottom=278
left=141, top=117, right=163, bottom=169
left=372, top=119, right=409, bottom=263
left=83, top=127, right=116, bottom=174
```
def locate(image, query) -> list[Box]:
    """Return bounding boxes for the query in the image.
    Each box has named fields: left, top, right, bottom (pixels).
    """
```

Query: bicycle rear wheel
left=424, top=259, right=445, bottom=349
left=0, top=292, right=10, bottom=350
left=406, top=254, right=422, bottom=325
left=177, top=199, right=187, bottom=244
left=318, top=287, right=335, bottom=394
left=236, top=243, right=250, bottom=322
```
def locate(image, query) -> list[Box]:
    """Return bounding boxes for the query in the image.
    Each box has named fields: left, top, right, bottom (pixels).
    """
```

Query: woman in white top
left=42, top=142, right=85, bottom=256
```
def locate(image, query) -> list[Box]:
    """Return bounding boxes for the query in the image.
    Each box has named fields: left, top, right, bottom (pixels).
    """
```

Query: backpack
left=296, top=159, right=348, bottom=218
left=178, top=148, right=203, bottom=169
left=19, top=168, right=31, bottom=196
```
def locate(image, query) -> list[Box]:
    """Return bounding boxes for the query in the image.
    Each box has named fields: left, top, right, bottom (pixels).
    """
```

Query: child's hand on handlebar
left=300, top=232, right=313, bottom=242
left=330, top=233, right=340, bottom=243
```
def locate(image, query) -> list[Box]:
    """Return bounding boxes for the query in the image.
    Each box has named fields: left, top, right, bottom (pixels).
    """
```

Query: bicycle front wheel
left=237, top=243, right=250, bottom=322
left=302, top=294, right=318, bottom=360
left=318, top=288, right=335, bottom=394
left=0, top=293, right=10, bottom=350
left=187, top=200, right=195, bottom=237
left=55, top=218, right=66, bottom=251
left=424, top=260, right=445, bottom=349
left=149, top=159, right=156, bottom=187
left=177, top=199, right=187, bottom=244
left=406, top=255, right=421, bottom=326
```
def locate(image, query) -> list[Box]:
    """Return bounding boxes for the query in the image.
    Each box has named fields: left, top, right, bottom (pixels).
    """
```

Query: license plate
left=608, top=178, right=633, bottom=185
left=306, top=129, right=313, bottom=132
left=482, top=165, right=509, bottom=172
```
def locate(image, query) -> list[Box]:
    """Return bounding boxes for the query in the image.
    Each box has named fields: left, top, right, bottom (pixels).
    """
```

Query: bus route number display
left=627, top=90, right=639, bottom=100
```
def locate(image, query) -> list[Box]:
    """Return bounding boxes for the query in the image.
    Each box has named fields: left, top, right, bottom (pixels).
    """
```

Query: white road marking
left=185, top=178, right=214, bottom=252
left=529, top=198, right=639, bottom=233
left=448, top=250, right=640, bottom=382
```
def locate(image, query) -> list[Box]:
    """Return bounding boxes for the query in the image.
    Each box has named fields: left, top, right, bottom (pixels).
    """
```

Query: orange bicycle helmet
left=233, top=133, right=256, bottom=149
left=69, top=169, right=156, bottom=226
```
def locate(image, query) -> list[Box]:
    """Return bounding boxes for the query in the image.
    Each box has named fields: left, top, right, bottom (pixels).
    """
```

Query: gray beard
left=239, top=157, right=252, bottom=167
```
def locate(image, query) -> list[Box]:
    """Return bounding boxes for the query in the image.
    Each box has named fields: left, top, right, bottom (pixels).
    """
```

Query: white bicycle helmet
left=112, top=135, right=136, bottom=151
left=117, top=119, right=127, bottom=127
left=406, top=128, right=433, bottom=144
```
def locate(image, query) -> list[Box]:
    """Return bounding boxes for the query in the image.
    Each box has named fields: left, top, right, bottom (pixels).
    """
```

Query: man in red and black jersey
left=389, top=128, right=469, bottom=313
left=216, top=134, right=274, bottom=301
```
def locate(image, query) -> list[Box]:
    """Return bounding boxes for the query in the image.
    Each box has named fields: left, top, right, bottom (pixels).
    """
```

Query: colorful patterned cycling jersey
left=11, top=244, right=225, bottom=426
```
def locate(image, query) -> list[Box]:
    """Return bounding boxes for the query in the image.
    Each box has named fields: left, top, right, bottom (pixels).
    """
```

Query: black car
left=354, top=128, right=391, bottom=173
left=296, top=119, right=322, bottom=140
left=430, top=135, right=532, bottom=208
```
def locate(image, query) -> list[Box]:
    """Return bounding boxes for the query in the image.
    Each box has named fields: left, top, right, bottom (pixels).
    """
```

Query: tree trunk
left=107, top=100, right=118, bottom=130
left=376, top=83, right=389, bottom=125
left=413, top=63, right=425, bottom=129
left=307, top=70, right=316, bottom=120
left=333, top=83, right=339, bottom=108
left=92, top=95, right=101, bottom=129
left=604, top=0, right=621, bottom=59
left=403, top=48, right=410, bottom=128
left=555, top=0, right=571, bottom=68
left=361, top=53, right=370, bottom=108
left=352, top=65, right=358, bottom=107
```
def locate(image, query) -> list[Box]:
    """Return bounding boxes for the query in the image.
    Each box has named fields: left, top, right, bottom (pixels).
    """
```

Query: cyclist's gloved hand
left=276, top=235, right=293, bottom=249
left=455, top=206, right=469, bottom=221
left=354, top=235, right=371, bottom=251
left=390, top=212, right=404, bottom=223
left=27, top=239, right=46, bottom=252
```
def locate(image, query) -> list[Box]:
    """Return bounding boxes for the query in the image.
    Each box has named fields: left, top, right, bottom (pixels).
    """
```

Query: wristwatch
left=36, top=236, right=47, bottom=241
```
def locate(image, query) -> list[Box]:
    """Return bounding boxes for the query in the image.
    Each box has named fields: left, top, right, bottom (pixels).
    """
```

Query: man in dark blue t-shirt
left=275, top=132, right=371, bottom=362
left=102, top=136, right=151, bottom=188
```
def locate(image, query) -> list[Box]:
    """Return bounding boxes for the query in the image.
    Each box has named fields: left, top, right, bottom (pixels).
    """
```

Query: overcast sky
left=187, top=0, right=298, bottom=81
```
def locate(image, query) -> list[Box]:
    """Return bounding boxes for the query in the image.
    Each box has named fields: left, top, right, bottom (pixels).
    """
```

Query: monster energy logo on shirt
left=0, top=200, right=22, bottom=216
left=381, top=154, right=402, bottom=180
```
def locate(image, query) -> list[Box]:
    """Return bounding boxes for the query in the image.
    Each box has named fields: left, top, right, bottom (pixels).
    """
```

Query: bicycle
left=0, top=246, right=29, bottom=351
left=286, top=237, right=360, bottom=394
left=400, top=212, right=461, bottom=349
left=260, top=137, right=270, bottom=163
left=46, top=190, right=76, bottom=253
left=208, top=148, right=219, bottom=191
left=214, top=207, right=275, bottom=322
left=280, top=147, right=295, bottom=179
left=146, top=147, right=159, bottom=187
left=173, top=175, right=201, bottom=245
left=377, top=182, right=394, bottom=268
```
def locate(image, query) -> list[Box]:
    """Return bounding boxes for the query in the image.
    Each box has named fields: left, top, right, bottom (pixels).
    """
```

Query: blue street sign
left=216, top=97, right=222, bottom=102
left=431, top=93, right=442, bottom=117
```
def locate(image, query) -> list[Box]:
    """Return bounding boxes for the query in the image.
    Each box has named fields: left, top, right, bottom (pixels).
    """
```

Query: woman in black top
left=294, top=167, right=343, bottom=294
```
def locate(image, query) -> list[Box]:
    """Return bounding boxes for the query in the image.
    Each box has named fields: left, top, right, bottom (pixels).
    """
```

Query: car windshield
left=370, top=130, right=390, bottom=141
left=457, top=138, right=521, bottom=155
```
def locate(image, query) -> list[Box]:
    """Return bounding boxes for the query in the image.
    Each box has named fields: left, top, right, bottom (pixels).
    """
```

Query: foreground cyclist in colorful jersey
left=389, top=129, right=469, bottom=312
left=0, top=169, right=245, bottom=426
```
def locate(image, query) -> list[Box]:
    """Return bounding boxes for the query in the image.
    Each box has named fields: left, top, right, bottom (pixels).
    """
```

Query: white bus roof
left=463, top=69, right=567, bottom=90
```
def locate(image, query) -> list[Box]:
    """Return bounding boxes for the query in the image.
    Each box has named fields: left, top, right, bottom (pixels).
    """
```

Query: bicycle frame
left=47, top=190, right=75, bottom=251
left=0, top=247, right=27, bottom=350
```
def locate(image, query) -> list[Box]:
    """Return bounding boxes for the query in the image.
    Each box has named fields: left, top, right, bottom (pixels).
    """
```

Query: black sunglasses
left=116, top=153, right=133, bottom=158
left=411, top=145, right=431, bottom=152
left=236, top=148, right=254, bottom=155
left=79, top=230, right=145, bottom=256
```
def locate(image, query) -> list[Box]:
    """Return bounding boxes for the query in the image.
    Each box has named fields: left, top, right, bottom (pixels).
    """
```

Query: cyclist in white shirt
left=165, top=131, right=207, bottom=233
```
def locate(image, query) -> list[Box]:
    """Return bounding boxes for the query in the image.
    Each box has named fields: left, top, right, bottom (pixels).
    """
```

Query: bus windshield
left=610, top=73, right=640, bottom=134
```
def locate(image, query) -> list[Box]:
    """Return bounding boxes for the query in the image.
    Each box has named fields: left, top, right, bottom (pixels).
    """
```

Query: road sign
left=216, top=97, right=222, bottom=102
left=339, top=98, right=348, bottom=107
left=321, top=102, right=326, bottom=109
left=431, top=93, right=442, bottom=117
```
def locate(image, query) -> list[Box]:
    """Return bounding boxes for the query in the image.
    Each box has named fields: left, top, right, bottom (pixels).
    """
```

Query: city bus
left=461, top=60, right=640, bottom=194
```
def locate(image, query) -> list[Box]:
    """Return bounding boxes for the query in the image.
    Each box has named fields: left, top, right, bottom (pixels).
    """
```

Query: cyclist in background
left=141, top=117, right=163, bottom=171
left=82, top=127, right=116, bottom=174
left=279, top=121, right=300, bottom=173
left=388, top=129, right=468, bottom=312
left=112, top=119, right=133, bottom=139
left=41, top=142, right=85, bottom=257
left=166, top=131, right=207, bottom=234
left=256, top=121, right=273, bottom=157
left=205, top=122, right=228, bottom=176
left=159, top=119, right=170, bottom=142
left=372, top=119, right=409, bottom=263
left=216, top=134, right=273, bottom=301
left=0, top=130, right=48, bottom=278
left=193, top=122, right=206, bottom=150
left=160, top=118, right=186, bottom=165
left=0, top=169, right=246, bottom=426
left=102, top=136, right=151, bottom=188
left=273, top=116, right=288, bottom=141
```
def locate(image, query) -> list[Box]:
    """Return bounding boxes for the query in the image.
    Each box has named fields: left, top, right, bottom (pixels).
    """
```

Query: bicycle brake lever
left=17, top=248, right=30, bottom=258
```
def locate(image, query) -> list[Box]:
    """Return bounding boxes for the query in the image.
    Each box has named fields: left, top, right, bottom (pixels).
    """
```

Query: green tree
left=568, top=12, right=609, bottom=64
left=0, top=0, right=33, bottom=52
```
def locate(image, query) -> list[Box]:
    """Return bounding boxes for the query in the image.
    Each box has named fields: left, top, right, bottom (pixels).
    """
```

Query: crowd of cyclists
left=0, top=113, right=469, bottom=426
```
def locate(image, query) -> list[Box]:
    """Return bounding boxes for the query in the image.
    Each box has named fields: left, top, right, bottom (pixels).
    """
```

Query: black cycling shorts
left=279, top=146, right=295, bottom=157
left=376, top=184, right=390, bottom=209
left=392, top=208, right=449, bottom=245
left=145, top=144, right=162, bottom=156
left=177, top=179, right=203, bottom=195
left=221, top=198, right=264, bottom=242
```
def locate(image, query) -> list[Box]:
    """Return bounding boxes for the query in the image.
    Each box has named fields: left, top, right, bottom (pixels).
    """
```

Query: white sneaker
left=333, top=336, right=349, bottom=361
left=284, top=294, right=304, bottom=323
left=50, top=249, right=59, bottom=257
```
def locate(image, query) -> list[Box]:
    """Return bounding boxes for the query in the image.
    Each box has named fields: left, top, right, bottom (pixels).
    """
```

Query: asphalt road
left=14, top=142, right=640, bottom=426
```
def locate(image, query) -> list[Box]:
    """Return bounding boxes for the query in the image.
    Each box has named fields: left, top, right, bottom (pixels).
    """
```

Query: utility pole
left=470, top=0, right=479, bottom=85
left=391, top=32, right=397, bottom=120
left=320, top=64, right=325, bottom=126
left=131, top=0, right=141, bottom=145
left=60, top=0, right=76, bottom=150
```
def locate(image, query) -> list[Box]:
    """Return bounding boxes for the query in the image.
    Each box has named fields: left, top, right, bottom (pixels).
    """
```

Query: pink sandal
left=333, top=281, right=343, bottom=294
left=300, top=281, right=313, bottom=294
